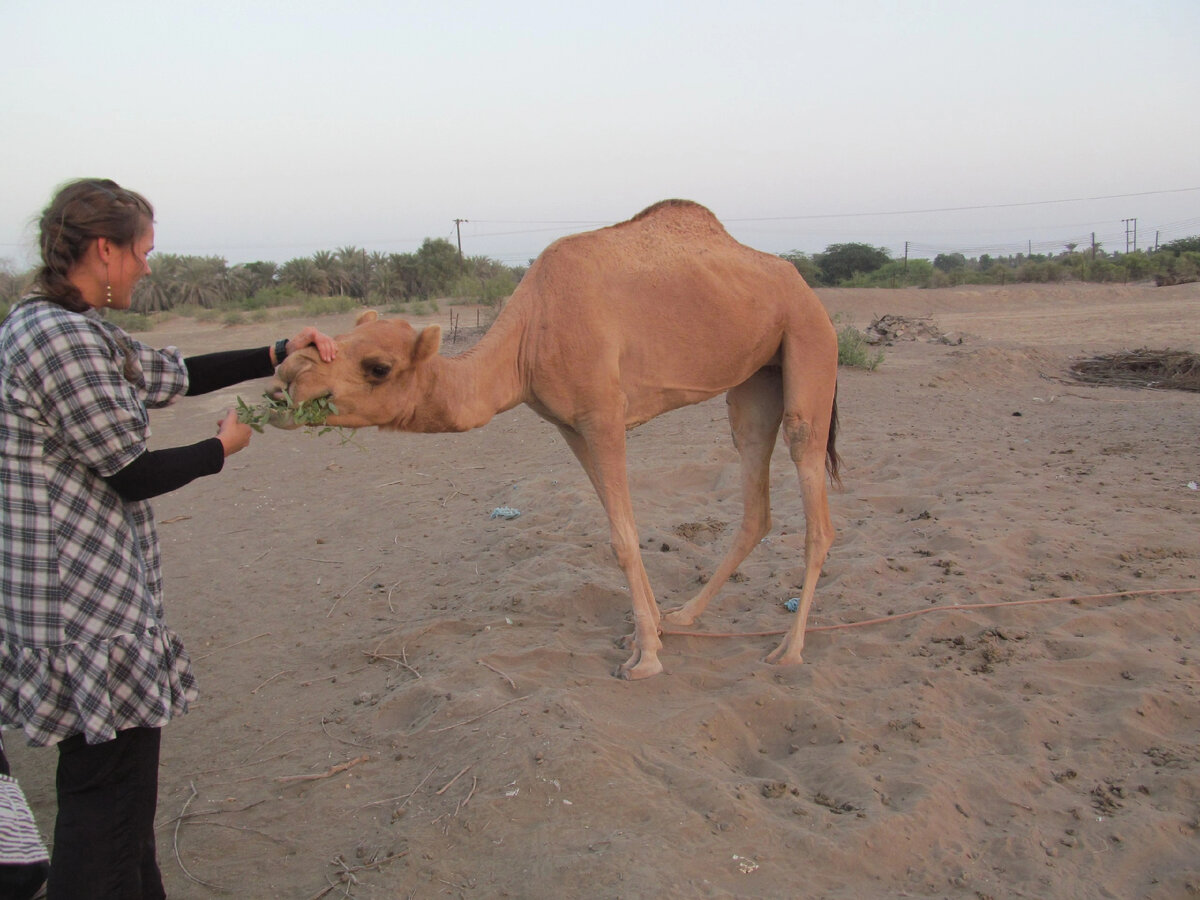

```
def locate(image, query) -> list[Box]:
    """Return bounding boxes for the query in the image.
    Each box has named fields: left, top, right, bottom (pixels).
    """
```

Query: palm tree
left=133, top=253, right=183, bottom=312
left=311, top=250, right=345, bottom=295
left=236, top=261, right=279, bottom=296
left=178, top=257, right=232, bottom=308
left=366, top=252, right=398, bottom=302
left=389, top=252, right=420, bottom=300
left=279, top=257, right=329, bottom=295
left=336, top=246, right=368, bottom=299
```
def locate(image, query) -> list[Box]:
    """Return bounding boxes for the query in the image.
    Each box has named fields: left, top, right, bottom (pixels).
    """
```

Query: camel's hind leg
left=767, top=327, right=838, bottom=665
left=555, top=423, right=664, bottom=680
left=664, top=368, right=783, bottom=627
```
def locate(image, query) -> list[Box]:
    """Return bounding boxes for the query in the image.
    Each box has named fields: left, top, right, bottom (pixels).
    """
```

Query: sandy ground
left=8, top=281, right=1200, bottom=899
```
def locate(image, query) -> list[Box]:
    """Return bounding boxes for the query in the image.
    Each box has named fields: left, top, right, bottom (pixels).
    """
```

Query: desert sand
left=8, top=281, right=1199, bottom=899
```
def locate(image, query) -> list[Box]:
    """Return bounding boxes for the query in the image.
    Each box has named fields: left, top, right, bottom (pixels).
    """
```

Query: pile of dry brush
left=1071, top=349, right=1200, bottom=392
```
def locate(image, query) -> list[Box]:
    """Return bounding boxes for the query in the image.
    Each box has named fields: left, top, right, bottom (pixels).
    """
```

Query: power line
left=723, top=186, right=1200, bottom=223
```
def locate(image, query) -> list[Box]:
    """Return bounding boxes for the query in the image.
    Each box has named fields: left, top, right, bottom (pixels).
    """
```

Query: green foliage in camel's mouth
left=236, top=391, right=340, bottom=434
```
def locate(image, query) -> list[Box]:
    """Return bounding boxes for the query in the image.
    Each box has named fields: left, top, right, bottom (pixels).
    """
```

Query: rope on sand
left=660, top=587, right=1200, bottom=640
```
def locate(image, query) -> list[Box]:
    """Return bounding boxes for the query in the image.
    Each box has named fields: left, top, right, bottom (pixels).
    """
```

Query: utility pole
left=903, top=241, right=909, bottom=273
left=1123, top=218, right=1137, bottom=253
left=453, top=218, right=468, bottom=263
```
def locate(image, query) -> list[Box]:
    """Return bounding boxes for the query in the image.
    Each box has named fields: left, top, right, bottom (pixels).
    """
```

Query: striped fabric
left=0, top=775, right=48, bottom=864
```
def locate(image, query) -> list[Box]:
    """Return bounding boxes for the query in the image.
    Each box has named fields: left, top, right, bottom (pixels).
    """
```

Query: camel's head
left=270, top=310, right=442, bottom=430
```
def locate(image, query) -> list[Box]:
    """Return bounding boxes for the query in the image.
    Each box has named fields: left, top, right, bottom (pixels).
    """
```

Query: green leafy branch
left=235, top=391, right=351, bottom=441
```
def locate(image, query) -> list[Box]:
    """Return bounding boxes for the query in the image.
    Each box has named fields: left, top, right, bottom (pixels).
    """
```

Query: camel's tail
left=826, top=383, right=842, bottom=489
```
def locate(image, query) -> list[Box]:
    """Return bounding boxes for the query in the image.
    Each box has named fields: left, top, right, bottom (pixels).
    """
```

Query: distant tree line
left=129, top=237, right=524, bottom=314
left=3, top=232, right=1199, bottom=323
left=781, top=236, right=1200, bottom=289
left=0, top=236, right=523, bottom=318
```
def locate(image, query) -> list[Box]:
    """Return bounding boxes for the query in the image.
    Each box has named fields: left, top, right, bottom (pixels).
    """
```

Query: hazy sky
left=4, top=0, right=1199, bottom=268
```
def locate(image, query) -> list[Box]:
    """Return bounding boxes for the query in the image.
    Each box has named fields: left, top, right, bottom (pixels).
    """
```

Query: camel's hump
left=626, top=199, right=721, bottom=226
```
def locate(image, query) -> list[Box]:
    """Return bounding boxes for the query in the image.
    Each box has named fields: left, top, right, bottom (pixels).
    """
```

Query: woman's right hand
left=216, top=409, right=253, bottom=457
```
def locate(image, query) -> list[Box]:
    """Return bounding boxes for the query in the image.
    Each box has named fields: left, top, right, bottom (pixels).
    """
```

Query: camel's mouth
left=238, top=390, right=340, bottom=432
left=265, top=408, right=304, bottom=431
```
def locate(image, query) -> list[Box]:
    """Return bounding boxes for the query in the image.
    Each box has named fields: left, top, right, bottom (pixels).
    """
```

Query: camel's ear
left=413, top=325, right=442, bottom=363
left=355, top=309, right=379, bottom=327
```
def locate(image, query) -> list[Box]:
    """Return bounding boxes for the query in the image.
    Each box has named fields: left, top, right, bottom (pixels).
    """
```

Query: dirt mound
left=930, top=345, right=1063, bottom=389
left=1070, top=348, right=1200, bottom=392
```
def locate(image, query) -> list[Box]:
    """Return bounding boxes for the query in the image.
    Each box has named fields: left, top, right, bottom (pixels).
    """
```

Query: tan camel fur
left=273, top=200, right=840, bottom=679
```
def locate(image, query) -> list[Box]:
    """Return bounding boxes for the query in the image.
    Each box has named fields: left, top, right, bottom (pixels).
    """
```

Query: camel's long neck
left=405, top=308, right=529, bottom=433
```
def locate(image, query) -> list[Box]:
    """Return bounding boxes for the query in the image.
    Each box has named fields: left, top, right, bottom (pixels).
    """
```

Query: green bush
left=845, top=258, right=933, bottom=288
left=835, top=317, right=884, bottom=370
left=819, top=243, right=891, bottom=284
left=1014, top=260, right=1064, bottom=283
left=301, top=295, right=358, bottom=317
left=780, top=251, right=823, bottom=286
left=240, top=285, right=302, bottom=310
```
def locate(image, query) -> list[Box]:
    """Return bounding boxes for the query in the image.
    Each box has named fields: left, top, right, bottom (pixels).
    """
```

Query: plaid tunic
left=0, top=298, right=198, bottom=747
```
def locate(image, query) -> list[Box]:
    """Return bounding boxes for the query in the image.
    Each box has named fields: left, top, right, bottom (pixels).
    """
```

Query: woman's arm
left=105, top=439, right=225, bottom=502
left=184, top=348, right=272, bottom=395
left=183, top=327, right=338, bottom=395
left=105, top=412, right=251, bottom=502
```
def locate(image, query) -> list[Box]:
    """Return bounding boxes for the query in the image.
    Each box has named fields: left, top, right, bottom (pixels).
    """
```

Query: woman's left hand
left=287, top=327, right=338, bottom=363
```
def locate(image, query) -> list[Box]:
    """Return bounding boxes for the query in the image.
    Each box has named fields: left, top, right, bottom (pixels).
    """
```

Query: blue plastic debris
left=784, top=598, right=800, bottom=613
left=489, top=506, right=521, bottom=520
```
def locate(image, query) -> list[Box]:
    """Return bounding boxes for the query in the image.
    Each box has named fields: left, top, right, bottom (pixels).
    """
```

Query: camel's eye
left=363, top=360, right=393, bottom=381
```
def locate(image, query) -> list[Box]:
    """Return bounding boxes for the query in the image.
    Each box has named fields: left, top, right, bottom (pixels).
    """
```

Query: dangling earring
left=105, top=282, right=113, bottom=305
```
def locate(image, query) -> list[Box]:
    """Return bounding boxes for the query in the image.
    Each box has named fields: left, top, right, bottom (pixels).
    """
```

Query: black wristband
left=274, top=338, right=289, bottom=366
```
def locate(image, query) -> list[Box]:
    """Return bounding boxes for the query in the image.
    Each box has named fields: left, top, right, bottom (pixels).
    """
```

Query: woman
left=0, top=178, right=336, bottom=898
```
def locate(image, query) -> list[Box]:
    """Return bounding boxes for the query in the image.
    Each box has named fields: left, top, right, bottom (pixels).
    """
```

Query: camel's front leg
left=557, top=424, right=664, bottom=679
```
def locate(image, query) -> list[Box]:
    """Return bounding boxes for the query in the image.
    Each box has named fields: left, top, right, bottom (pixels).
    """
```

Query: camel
left=272, top=200, right=840, bottom=679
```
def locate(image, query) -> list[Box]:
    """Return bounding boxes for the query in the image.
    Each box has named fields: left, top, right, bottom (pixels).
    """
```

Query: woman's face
left=107, top=224, right=154, bottom=309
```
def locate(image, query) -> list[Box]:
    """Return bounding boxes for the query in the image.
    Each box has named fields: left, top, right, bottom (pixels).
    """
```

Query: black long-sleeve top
left=105, top=347, right=274, bottom=502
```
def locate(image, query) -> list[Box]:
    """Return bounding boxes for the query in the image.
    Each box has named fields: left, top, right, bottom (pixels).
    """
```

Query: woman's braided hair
left=34, top=178, right=154, bottom=312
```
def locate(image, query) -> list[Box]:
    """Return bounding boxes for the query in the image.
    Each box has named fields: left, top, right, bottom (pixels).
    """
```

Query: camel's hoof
left=615, top=648, right=665, bottom=680
left=616, top=658, right=664, bottom=680
left=663, top=607, right=697, bottom=627
left=765, top=643, right=805, bottom=666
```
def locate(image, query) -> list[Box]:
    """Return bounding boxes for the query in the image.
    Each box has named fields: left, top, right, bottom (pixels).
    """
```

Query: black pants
left=47, top=727, right=165, bottom=900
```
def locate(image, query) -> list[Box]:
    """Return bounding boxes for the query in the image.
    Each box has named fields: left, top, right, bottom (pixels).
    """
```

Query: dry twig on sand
left=192, top=632, right=270, bottom=662
left=477, top=658, right=516, bottom=689
left=430, top=696, right=529, bottom=733
left=173, top=782, right=227, bottom=892
left=307, top=850, right=410, bottom=900
left=276, top=754, right=370, bottom=784
left=326, top=565, right=382, bottom=617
